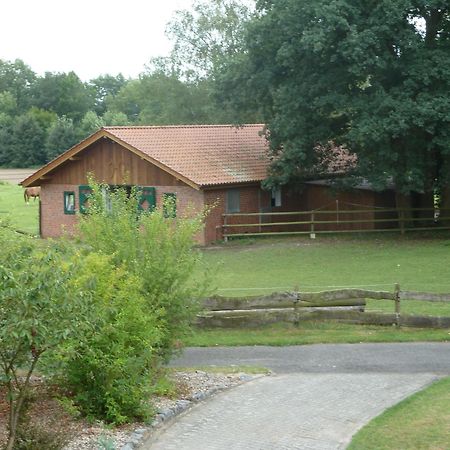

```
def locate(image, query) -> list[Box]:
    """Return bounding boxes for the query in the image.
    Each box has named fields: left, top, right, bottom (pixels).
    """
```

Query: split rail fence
left=197, top=285, right=450, bottom=328
left=222, top=207, right=450, bottom=240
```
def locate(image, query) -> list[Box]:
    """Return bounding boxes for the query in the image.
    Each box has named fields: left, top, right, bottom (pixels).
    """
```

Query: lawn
left=199, top=235, right=450, bottom=316
left=0, top=182, right=39, bottom=235
left=186, top=322, right=450, bottom=347
left=347, top=376, right=450, bottom=450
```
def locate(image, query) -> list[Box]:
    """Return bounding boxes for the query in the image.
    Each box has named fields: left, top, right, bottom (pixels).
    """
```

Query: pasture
left=0, top=182, right=39, bottom=235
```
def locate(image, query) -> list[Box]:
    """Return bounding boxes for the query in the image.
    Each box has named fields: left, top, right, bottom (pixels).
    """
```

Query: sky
left=1, top=0, right=194, bottom=81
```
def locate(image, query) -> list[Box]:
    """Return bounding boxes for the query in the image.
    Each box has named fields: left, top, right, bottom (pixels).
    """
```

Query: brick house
left=21, top=124, right=396, bottom=244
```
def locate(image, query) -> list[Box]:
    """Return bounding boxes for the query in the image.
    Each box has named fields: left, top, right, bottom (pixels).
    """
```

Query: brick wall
left=203, top=184, right=264, bottom=243
left=40, top=184, right=205, bottom=243
left=40, top=184, right=79, bottom=238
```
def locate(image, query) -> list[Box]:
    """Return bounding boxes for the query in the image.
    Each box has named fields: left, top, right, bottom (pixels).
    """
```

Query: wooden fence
left=196, top=285, right=450, bottom=329
left=222, top=207, right=450, bottom=240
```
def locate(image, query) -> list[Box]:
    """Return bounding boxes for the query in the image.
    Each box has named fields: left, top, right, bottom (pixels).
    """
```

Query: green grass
left=348, top=376, right=450, bottom=450
left=186, top=322, right=450, bottom=347
left=0, top=182, right=39, bottom=235
left=200, top=234, right=450, bottom=316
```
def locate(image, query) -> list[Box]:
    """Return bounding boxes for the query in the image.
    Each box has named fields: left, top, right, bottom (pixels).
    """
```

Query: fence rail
left=197, top=285, right=450, bottom=329
left=222, top=207, right=450, bottom=240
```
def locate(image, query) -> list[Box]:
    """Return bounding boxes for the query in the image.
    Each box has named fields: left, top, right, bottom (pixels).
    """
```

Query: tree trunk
left=395, top=190, right=413, bottom=232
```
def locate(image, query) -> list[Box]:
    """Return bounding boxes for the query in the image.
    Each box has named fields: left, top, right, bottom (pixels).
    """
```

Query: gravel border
left=64, top=370, right=267, bottom=450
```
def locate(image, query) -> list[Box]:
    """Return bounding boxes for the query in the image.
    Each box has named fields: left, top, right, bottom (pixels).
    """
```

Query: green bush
left=60, top=252, right=163, bottom=424
left=77, top=180, right=208, bottom=361
left=0, top=225, right=91, bottom=450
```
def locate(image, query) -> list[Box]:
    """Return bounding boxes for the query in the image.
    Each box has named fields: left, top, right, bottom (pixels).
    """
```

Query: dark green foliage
left=45, top=116, right=79, bottom=160
left=30, top=71, right=94, bottom=122
left=219, top=0, right=450, bottom=196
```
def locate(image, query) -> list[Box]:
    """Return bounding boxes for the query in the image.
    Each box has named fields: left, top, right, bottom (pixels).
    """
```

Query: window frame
left=271, top=187, right=282, bottom=208
left=63, top=191, right=76, bottom=215
left=226, top=189, right=240, bottom=213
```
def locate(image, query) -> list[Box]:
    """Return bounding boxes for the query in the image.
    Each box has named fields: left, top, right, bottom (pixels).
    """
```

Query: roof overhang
left=21, top=129, right=201, bottom=190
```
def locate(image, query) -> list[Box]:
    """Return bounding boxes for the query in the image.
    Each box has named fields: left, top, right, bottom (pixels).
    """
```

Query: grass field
left=199, top=234, right=450, bottom=316
left=0, top=182, right=39, bottom=235
left=186, top=322, right=450, bottom=346
left=347, top=376, right=450, bottom=450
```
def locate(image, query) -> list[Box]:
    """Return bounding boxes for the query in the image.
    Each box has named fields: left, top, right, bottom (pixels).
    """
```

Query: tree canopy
left=219, top=0, right=450, bottom=198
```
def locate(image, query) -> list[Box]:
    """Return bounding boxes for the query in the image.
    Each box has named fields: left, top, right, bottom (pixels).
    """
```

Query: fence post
left=310, top=212, right=316, bottom=239
left=223, top=215, right=228, bottom=242
left=394, top=283, right=401, bottom=326
left=293, top=284, right=300, bottom=327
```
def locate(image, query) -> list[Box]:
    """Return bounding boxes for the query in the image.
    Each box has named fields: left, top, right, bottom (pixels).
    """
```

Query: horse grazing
left=24, top=187, right=40, bottom=203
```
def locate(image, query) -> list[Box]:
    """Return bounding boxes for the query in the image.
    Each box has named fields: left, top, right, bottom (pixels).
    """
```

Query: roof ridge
left=103, top=124, right=265, bottom=130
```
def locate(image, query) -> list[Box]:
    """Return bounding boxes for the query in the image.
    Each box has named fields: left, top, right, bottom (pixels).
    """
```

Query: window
left=138, top=186, right=156, bottom=212
left=271, top=187, right=282, bottom=207
left=226, top=189, right=240, bottom=213
left=64, top=191, right=75, bottom=214
left=163, top=193, right=177, bottom=218
left=78, top=185, right=93, bottom=214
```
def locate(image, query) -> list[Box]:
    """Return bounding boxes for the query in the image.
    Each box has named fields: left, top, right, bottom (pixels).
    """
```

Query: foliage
left=166, top=0, right=254, bottom=80
left=60, top=252, right=162, bottom=424
left=0, top=226, right=91, bottom=450
left=77, top=180, right=208, bottom=361
left=219, top=0, right=450, bottom=197
left=45, top=116, right=79, bottom=160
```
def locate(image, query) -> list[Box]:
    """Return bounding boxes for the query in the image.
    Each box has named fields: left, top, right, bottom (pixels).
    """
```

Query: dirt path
left=0, top=168, right=35, bottom=185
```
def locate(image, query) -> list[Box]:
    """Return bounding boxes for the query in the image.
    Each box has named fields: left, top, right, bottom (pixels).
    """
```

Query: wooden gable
left=42, top=138, right=188, bottom=187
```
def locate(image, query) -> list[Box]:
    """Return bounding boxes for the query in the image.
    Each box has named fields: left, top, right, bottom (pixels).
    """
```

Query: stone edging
left=120, top=374, right=265, bottom=450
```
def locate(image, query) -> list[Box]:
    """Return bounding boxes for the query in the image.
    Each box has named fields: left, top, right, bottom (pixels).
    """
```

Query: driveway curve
left=141, top=343, right=450, bottom=450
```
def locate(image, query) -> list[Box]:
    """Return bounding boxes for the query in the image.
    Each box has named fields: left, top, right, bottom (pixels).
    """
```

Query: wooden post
left=310, top=212, right=316, bottom=239
left=223, top=215, right=228, bottom=242
left=394, top=283, right=401, bottom=326
left=293, top=284, right=300, bottom=327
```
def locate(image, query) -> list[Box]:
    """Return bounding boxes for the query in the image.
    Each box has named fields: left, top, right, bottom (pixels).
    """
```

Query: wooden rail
left=197, top=285, right=450, bottom=329
left=222, top=207, right=450, bottom=240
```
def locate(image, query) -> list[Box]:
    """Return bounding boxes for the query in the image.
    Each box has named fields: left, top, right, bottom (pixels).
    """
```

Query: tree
left=0, top=226, right=91, bottom=450
left=89, top=73, right=128, bottom=116
left=166, top=0, right=254, bottom=80
left=0, top=59, right=36, bottom=113
left=9, top=112, right=47, bottom=166
left=220, top=0, right=450, bottom=205
left=30, top=71, right=94, bottom=122
left=45, top=116, right=78, bottom=160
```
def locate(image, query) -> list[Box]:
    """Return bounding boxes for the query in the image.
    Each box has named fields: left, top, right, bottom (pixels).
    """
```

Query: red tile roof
left=104, top=125, right=269, bottom=187
left=21, top=124, right=270, bottom=188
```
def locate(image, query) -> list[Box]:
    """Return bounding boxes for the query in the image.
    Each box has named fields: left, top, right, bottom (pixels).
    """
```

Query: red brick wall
left=40, top=184, right=79, bottom=238
left=40, top=184, right=205, bottom=243
left=203, top=185, right=264, bottom=243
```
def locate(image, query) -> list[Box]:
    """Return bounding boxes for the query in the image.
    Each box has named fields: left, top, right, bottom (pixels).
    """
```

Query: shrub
left=0, top=225, right=91, bottom=450
left=60, top=252, right=163, bottom=423
left=77, top=180, right=208, bottom=361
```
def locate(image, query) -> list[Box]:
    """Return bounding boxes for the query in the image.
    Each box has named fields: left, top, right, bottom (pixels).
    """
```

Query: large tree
left=220, top=0, right=450, bottom=204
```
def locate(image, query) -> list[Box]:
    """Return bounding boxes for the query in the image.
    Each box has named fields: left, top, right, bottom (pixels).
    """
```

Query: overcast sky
left=1, top=0, right=194, bottom=81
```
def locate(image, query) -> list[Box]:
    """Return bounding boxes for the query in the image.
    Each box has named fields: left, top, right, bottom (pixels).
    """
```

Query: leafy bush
left=0, top=225, right=91, bottom=450
left=61, top=252, right=162, bottom=423
left=77, top=180, right=208, bottom=361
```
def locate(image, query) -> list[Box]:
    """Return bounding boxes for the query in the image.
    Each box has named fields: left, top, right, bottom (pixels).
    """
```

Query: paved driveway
left=140, top=343, right=450, bottom=449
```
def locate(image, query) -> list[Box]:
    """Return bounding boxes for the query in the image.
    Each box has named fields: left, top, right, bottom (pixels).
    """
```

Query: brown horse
left=24, top=187, right=40, bottom=203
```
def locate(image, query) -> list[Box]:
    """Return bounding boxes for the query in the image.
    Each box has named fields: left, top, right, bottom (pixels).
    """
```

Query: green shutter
left=138, top=186, right=156, bottom=212
left=79, top=185, right=93, bottom=214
